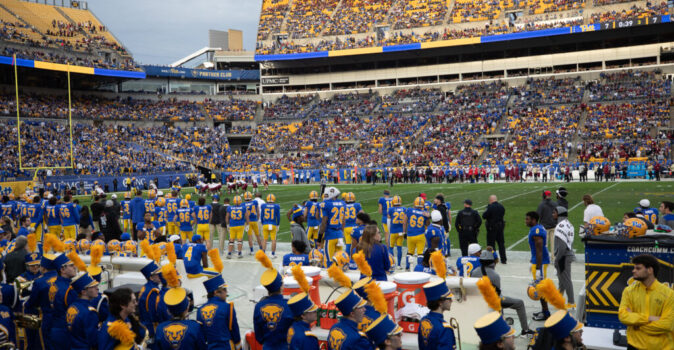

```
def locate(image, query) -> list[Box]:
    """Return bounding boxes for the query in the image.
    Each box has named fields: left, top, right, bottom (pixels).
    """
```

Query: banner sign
left=142, top=66, right=259, bottom=81
left=585, top=236, right=674, bottom=329
left=44, top=173, right=190, bottom=194
left=261, top=77, right=289, bottom=85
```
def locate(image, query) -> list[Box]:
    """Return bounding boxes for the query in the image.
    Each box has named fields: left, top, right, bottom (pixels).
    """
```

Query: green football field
left=76, top=181, right=673, bottom=252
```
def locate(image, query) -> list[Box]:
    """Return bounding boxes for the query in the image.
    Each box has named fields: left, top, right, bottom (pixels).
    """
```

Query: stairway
left=568, top=89, right=591, bottom=161
left=54, top=7, right=89, bottom=38
left=255, top=102, right=265, bottom=122
left=278, top=0, right=296, bottom=34
left=445, top=0, right=456, bottom=23
left=319, top=0, right=344, bottom=36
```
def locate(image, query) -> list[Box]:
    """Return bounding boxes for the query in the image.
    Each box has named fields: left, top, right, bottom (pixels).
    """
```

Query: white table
left=582, top=327, right=626, bottom=350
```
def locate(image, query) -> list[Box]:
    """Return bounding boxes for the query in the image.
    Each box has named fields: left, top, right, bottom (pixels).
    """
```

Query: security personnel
left=48, top=253, right=78, bottom=347
left=253, top=255, right=293, bottom=350
left=23, top=254, right=56, bottom=350
left=138, top=261, right=162, bottom=342
left=243, top=191, right=260, bottom=256
left=155, top=265, right=206, bottom=350
left=404, top=197, right=428, bottom=271
left=226, top=196, right=248, bottom=259
left=365, top=315, right=403, bottom=350
left=455, top=199, right=482, bottom=256
left=67, top=273, right=99, bottom=350
left=343, top=192, right=363, bottom=263
left=303, top=191, right=321, bottom=245
left=260, top=194, right=280, bottom=258
left=474, top=312, right=516, bottom=350
left=198, top=274, right=242, bottom=349
left=482, top=195, right=507, bottom=264
left=387, top=195, right=406, bottom=268
left=328, top=289, right=372, bottom=350
left=287, top=292, right=319, bottom=350
left=418, top=279, right=457, bottom=350
left=319, top=187, right=345, bottom=266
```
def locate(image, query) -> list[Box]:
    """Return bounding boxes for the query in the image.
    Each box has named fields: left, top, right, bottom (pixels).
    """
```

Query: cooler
left=302, top=266, right=322, bottom=305
left=393, top=272, right=430, bottom=308
left=282, top=276, right=314, bottom=299
left=377, top=281, right=398, bottom=320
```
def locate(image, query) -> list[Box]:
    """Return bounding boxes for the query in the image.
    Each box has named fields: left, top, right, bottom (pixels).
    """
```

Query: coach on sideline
left=618, top=254, right=674, bottom=350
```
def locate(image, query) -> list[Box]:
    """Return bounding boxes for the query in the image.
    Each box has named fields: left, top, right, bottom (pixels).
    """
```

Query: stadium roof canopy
left=170, top=47, right=222, bottom=68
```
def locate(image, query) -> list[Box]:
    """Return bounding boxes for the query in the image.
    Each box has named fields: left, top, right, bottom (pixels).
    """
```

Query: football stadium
left=0, top=0, right=672, bottom=349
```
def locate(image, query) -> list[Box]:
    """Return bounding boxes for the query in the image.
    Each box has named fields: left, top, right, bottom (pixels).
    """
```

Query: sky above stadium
left=86, top=0, right=261, bottom=65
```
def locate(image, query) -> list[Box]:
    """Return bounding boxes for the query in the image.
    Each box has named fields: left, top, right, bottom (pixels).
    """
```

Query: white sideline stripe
left=506, top=182, right=621, bottom=250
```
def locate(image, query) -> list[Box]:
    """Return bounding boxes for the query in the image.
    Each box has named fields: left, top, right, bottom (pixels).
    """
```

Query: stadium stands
left=0, top=67, right=670, bottom=178
left=256, top=0, right=668, bottom=55
left=588, top=70, right=671, bottom=101
left=263, top=94, right=317, bottom=119
left=389, top=0, right=449, bottom=29
left=310, top=92, right=381, bottom=119
left=203, top=98, right=259, bottom=121
left=325, top=0, right=394, bottom=35
left=285, top=0, right=340, bottom=39
left=257, top=0, right=290, bottom=41
left=0, top=93, right=207, bottom=121
left=0, top=0, right=135, bottom=69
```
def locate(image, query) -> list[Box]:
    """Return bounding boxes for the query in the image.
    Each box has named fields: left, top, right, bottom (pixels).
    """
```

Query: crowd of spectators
left=325, top=0, right=394, bottom=35
left=0, top=69, right=670, bottom=175
left=0, top=121, right=193, bottom=179
left=380, top=88, right=444, bottom=113
left=256, top=1, right=669, bottom=55
left=310, top=92, right=381, bottom=118
left=581, top=100, right=670, bottom=140
left=0, top=93, right=207, bottom=121
left=285, top=0, right=340, bottom=39
left=257, top=0, right=290, bottom=41
left=497, top=105, right=581, bottom=164
left=1, top=10, right=135, bottom=70
left=589, top=1, right=669, bottom=23
left=511, top=77, right=584, bottom=106
left=588, top=70, right=671, bottom=101
left=263, top=94, right=317, bottom=119
left=390, top=0, right=448, bottom=29
left=203, top=98, right=258, bottom=121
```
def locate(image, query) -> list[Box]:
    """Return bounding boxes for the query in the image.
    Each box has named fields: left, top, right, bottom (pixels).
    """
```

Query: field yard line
left=450, top=185, right=545, bottom=214
left=567, top=182, right=620, bottom=212
left=506, top=182, right=620, bottom=250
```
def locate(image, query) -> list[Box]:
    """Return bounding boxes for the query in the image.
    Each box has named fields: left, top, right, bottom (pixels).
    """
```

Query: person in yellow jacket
left=618, top=254, right=674, bottom=350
